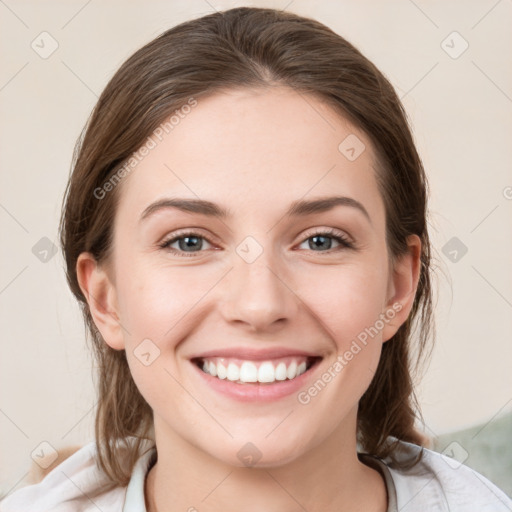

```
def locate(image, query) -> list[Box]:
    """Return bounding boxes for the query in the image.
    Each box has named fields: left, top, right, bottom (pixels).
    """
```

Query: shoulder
left=0, top=437, right=154, bottom=512
left=364, top=437, right=512, bottom=512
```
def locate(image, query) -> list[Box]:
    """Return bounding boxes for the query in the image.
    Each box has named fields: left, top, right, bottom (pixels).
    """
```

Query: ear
left=381, top=234, right=422, bottom=343
left=76, top=252, right=125, bottom=350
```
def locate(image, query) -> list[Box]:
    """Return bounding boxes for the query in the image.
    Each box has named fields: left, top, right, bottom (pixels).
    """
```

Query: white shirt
left=1, top=436, right=510, bottom=511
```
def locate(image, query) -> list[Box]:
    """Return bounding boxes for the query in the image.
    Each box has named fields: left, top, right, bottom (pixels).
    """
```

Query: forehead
left=115, top=86, right=385, bottom=228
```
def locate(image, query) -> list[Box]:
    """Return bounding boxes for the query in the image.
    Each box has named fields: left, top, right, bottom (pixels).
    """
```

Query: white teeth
left=275, top=362, right=287, bottom=381
left=286, top=361, right=297, bottom=380
left=199, top=357, right=316, bottom=384
left=217, top=362, right=227, bottom=379
left=239, top=361, right=258, bottom=382
left=297, top=361, right=307, bottom=376
left=226, top=363, right=240, bottom=381
left=258, top=362, right=275, bottom=383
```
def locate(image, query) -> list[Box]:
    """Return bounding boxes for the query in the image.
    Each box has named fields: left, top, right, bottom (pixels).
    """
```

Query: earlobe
left=381, top=235, right=422, bottom=343
left=76, top=252, right=125, bottom=350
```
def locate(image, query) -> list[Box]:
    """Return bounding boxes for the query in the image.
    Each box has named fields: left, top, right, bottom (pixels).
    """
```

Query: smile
left=193, top=356, right=321, bottom=385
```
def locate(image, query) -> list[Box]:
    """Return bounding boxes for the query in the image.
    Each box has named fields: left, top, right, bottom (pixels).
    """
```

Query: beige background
left=1, top=0, right=511, bottom=496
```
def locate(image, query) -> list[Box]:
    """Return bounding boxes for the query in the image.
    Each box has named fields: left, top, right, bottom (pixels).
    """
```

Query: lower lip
left=190, top=359, right=322, bottom=402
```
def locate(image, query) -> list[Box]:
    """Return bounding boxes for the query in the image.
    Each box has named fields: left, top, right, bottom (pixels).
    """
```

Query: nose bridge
left=219, top=234, right=298, bottom=331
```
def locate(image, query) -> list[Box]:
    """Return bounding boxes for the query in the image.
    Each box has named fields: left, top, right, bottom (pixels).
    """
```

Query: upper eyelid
left=161, top=227, right=216, bottom=242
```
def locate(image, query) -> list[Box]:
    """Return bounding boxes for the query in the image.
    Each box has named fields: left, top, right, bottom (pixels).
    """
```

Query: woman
left=1, top=6, right=510, bottom=512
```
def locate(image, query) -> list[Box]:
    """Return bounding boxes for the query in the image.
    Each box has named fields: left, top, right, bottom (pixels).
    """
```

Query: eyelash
left=159, top=228, right=354, bottom=257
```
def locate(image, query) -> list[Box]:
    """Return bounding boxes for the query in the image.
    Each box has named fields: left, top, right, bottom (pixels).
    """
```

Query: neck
left=145, top=410, right=388, bottom=512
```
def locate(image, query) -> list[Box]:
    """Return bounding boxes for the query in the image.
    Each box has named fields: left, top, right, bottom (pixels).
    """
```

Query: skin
left=77, top=86, right=421, bottom=512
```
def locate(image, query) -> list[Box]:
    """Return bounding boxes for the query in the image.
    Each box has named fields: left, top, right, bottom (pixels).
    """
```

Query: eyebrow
left=139, top=195, right=371, bottom=225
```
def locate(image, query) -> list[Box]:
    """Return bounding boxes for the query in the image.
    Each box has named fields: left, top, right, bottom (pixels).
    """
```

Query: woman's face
left=79, top=86, right=420, bottom=467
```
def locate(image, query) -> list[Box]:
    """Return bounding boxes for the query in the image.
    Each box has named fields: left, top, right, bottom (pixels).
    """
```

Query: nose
left=218, top=246, right=300, bottom=333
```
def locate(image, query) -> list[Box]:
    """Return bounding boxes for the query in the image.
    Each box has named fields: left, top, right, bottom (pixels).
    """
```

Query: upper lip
left=190, top=347, right=323, bottom=361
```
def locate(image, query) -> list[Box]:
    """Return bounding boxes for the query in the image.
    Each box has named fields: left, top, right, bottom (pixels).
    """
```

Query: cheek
left=294, top=260, right=389, bottom=344
left=115, top=260, right=208, bottom=407
left=114, top=256, right=221, bottom=346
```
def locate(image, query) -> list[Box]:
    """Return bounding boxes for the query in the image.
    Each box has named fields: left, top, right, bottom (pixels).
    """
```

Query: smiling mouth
left=192, top=356, right=322, bottom=385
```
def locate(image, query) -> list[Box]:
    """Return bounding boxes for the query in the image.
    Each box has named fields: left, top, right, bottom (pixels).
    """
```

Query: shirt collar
left=123, top=445, right=157, bottom=512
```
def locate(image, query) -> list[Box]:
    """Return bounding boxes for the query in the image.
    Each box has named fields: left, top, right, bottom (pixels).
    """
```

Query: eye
left=297, top=228, right=354, bottom=253
left=159, top=231, right=214, bottom=257
left=159, top=228, right=354, bottom=258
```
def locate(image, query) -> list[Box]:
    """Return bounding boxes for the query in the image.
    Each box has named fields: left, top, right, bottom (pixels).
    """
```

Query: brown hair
left=60, top=6, right=436, bottom=486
